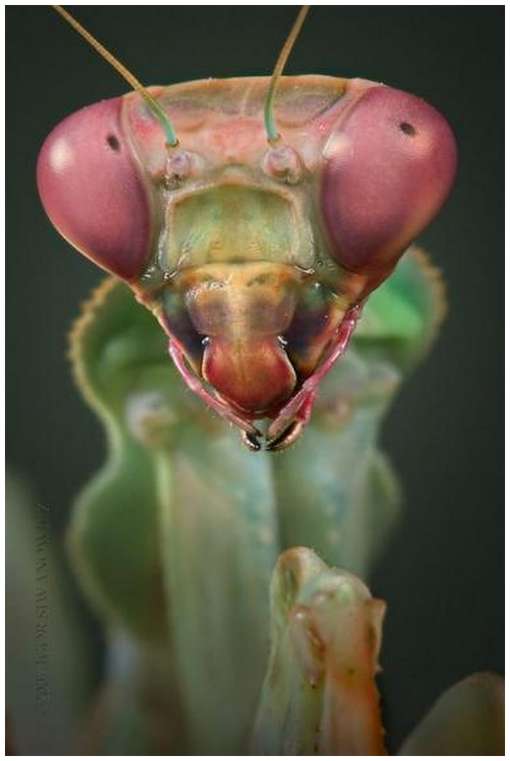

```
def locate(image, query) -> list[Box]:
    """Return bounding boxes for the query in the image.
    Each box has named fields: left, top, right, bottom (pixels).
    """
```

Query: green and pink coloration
left=34, top=17, right=496, bottom=755
left=37, top=75, right=456, bottom=450
left=254, top=547, right=504, bottom=756
left=60, top=248, right=447, bottom=752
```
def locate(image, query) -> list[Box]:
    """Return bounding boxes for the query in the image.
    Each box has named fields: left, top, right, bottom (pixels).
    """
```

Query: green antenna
left=53, top=5, right=179, bottom=147
left=264, top=6, right=310, bottom=144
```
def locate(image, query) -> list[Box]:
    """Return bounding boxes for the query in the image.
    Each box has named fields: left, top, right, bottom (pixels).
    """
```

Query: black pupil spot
left=107, top=134, right=120, bottom=151
left=400, top=121, right=416, bottom=136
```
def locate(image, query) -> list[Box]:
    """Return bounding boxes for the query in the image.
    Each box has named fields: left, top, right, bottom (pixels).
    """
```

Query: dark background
left=7, top=5, right=504, bottom=752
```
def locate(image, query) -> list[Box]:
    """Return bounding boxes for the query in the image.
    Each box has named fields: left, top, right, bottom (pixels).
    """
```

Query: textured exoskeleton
left=36, top=49, right=460, bottom=752
left=37, top=75, right=456, bottom=449
left=255, top=548, right=504, bottom=756
left=63, top=241, right=444, bottom=753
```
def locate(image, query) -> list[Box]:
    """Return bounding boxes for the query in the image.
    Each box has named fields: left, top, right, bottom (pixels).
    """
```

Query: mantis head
left=37, top=8, right=457, bottom=450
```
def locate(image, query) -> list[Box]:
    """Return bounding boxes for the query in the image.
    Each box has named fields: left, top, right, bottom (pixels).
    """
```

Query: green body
left=67, top=246, right=444, bottom=753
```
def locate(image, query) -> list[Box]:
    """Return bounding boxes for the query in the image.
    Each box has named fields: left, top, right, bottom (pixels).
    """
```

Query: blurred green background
left=6, top=6, right=503, bottom=753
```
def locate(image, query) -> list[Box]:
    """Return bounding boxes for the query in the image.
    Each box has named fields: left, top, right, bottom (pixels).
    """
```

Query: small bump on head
left=164, top=150, right=203, bottom=188
left=263, top=145, right=303, bottom=185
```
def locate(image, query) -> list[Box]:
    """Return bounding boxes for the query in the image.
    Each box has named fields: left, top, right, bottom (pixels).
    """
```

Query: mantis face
left=37, top=34, right=456, bottom=451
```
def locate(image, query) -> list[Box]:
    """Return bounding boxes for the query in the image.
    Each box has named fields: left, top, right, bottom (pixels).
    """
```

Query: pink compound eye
left=320, top=85, right=457, bottom=274
left=37, top=97, right=152, bottom=282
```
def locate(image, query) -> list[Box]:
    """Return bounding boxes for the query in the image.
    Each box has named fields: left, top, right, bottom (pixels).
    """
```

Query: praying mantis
left=32, top=5, right=472, bottom=755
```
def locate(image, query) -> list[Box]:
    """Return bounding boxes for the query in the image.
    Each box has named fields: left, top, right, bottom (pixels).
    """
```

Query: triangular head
left=38, top=74, right=456, bottom=449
